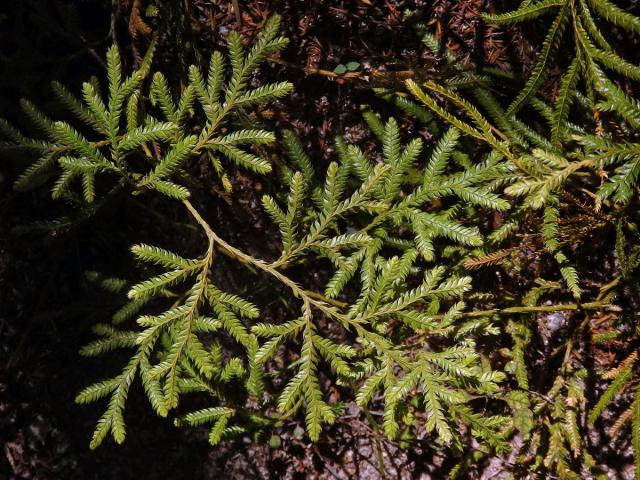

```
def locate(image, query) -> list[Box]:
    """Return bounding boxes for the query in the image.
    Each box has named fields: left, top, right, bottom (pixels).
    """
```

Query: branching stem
left=183, top=199, right=351, bottom=326
left=439, top=300, right=620, bottom=320
left=183, top=199, right=620, bottom=334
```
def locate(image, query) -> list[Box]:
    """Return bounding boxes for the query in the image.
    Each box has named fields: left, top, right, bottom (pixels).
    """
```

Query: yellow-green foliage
left=4, top=5, right=640, bottom=479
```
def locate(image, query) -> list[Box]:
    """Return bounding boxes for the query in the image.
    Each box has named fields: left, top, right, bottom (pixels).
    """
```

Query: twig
left=432, top=301, right=621, bottom=320
left=231, top=0, right=243, bottom=26
left=361, top=407, right=389, bottom=479
left=182, top=199, right=349, bottom=324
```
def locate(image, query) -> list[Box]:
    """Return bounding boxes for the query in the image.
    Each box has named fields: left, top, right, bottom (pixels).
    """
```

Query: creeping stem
left=183, top=199, right=619, bottom=324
